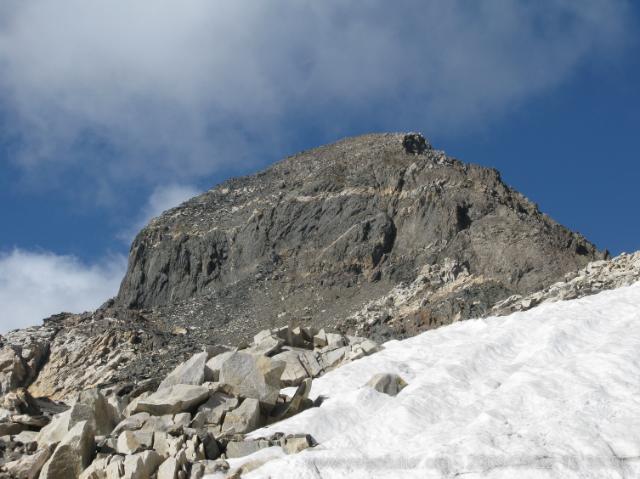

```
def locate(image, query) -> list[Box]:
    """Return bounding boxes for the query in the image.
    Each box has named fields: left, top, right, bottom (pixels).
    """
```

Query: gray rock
left=158, top=351, right=208, bottom=390
left=117, top=429, right=153, bottom=454
left=134, top=385, right=210, bottom=415
left=3, top=446, right=51, bottom=479
left=121, top=450, right=162, bottom=479
left=76, top=388, right=120, bottom=436
left=271, top=378, right=312, bottom=420
left=218, top=352, right=285, bottom=409
left=112, top=412, right=151, bottom=435
left=225, top=438, right=271, bottom=458
left=271, top=350, right=310, bottom=387
left=40, top=420, right=95, bottom=479
left=283, top=434, right=314, bottom=454
left=365, top=373, right=407, bottom=396
left=204, top=351, right=235, bottom=382
left=221, top=398, right=262, bottom=434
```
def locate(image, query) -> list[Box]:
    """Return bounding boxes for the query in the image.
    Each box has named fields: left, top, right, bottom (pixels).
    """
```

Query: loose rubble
left=0, top=325, right=380, bottom=478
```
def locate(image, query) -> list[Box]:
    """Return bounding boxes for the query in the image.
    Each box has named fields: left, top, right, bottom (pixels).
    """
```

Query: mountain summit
left=117, top=132, right=604, bottom=341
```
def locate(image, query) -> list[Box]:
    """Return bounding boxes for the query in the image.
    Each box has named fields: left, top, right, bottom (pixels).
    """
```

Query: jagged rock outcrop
left=115, top=133, right=604, bottom=342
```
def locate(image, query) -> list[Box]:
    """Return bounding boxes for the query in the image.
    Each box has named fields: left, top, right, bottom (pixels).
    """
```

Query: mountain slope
left=117, top=132, right=604, bottom=343
left=241, top=281, right=640, bottom=478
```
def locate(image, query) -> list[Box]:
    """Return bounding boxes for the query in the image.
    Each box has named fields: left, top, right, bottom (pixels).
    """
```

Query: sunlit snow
left=217, top=283, right=640, bottom=478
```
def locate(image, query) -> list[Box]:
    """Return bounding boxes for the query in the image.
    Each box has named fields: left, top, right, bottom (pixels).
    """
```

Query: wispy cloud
left=0, top=249, right=126, bottom=332
left=0, top=1, right=632, bottom=197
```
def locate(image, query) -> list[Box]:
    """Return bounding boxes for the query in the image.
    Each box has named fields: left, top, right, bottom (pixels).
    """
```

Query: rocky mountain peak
left=116, top=132, right=604, bottom=342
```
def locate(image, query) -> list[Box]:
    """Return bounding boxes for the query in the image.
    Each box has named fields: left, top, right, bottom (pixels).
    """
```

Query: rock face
left=117, top=132, right=603, bottom=344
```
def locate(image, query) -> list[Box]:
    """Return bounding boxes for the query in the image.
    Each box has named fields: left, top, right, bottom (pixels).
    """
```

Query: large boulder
left=3, top=446, right=52, bottom=479
left=121, top=450, right=162, bottom=479
left=76, top=388, right=120, bottom=436
left=0, top=347, right=28, bottom=394
left=218, top=352, right=285, bottom=409
left=39, top=420, right=95, bottom=479
left=221, top=398, right=262, bottom=434
left=204, top=351, right=235, bottom=382
left=134, top=384, right=210, bottom=415
left=158, top=351, right=208, bottom=390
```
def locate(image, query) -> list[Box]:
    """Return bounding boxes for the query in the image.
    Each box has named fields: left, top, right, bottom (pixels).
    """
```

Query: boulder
left=158, top=352, right=208, bottom=391
left=204, top=351, right=235, bottom=382
left=218, top=352, right=285, bottom=409
left=117, top=429, right=153, bottom=454
left=134, top=385, right=210, bottom=416
left=157, top=455, right=181, bottom=479
left=0, top=347, right=28, bottom=394
left=39, top=420, right=95, bottom=479
left=221, top=398, right=262, bottom=434
left=271, top=350, right=309, bottom=387
left=3, top=446, right=51, bottom=479
left=271, top=378, right=312, bottom=420
left=283, top=434, right=314, bottom=454
left=365, top=373, right=407, bottom=396
left=249, top=336, right=285, bottom=357
left=76, top=388, right=120, bottom=436
left=79, top=456, right=110, bottom=479
left=319, top=346, right=349, bottom=370
left=112, top=412, right=150, bottom=435
left=225, top=438, right=271, bottom=458
left=121, top=450, right=162, bottom=479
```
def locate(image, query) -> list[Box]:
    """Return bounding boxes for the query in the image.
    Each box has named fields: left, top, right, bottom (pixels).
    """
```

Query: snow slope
left=231, top=282, right=640, bottom=478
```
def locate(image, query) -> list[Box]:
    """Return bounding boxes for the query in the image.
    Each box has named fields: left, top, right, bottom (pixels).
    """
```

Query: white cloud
left=120, top=183, right=200, bottom=242
left=0, top=1, right=632, bottom=194
left=0, top=249, right=126, bottom=333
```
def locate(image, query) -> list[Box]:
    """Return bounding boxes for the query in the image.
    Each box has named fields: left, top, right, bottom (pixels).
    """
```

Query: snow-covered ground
left=228, top=283, right=640, bottom=478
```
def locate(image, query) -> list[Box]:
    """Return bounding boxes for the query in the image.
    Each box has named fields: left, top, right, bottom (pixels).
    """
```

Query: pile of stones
left=0, top=326, right=380, bottom=478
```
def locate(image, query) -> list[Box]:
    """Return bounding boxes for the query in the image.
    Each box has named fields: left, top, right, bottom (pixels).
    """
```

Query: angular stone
left=319, top=346, right=349, bottom=370
left=204, top=351, right=235, bottom=382
left=122, top=450, right=162, bottom=479
left=112, top=412, right=150, bottom=435
left=77, top=388, right=120, bottom=436
left=40, top=420, right=95, bottom=479
left=359, top=339, right=380, bottom=355
left=219, top=352, right=285, bottom=409
left=249, top=336, right=285, bottom=357
left=134, top=385, right=210, bottom=415
left=221, top=398, right=262, bottom=434
left=79, top=456, right=110, bottom=479
left=0, top=347, right=28, bottom=394
left=225, top=438, right=272, bottom=458
left=158, top=352, right=208, bottom=391
left=13, top=430, right=38, bottom=444
left=271, top=350, right=309, bottom=387
left=283, top=434, right=314, bottom=454
left=3, top=446, right=51, bottom=479
left=117, top=429, right=153, bottom=454
left=271, top=378, right=312, bottom=420
left=313, top=329, right=328, bottom=348
left=157, top=454, right=182, bottom=479
left=365, top=373, right=407, bottom=396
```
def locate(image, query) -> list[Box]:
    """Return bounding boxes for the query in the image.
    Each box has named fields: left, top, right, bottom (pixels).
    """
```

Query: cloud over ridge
left=0, top=0, right=631, bottom=195
left=0, top=249, right=126, bottom=332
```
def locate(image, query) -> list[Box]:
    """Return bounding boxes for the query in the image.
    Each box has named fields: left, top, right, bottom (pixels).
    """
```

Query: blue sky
left=0, top=0, right=638, bottom=331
